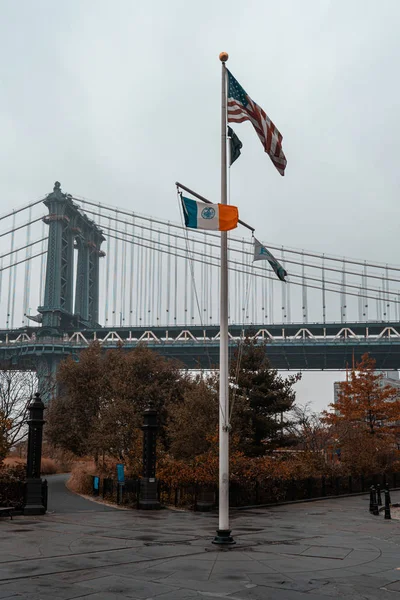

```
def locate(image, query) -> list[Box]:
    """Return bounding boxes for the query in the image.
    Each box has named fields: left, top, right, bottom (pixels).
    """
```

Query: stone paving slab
left=1, top=474, right=400, bottom=598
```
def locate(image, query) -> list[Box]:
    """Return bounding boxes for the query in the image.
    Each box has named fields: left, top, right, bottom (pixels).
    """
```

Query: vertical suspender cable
left=98, top=203, right=103, bottom=322
left=377, top=287, right=382, bottom=321
left=141, top=238, right=146, bottom=325
left=341, top=260, right=346, bottom=323
left=269, top=274, right=274, bottom=324
left=302, top=251, right=307, bottom=323
left=129, top=216, right=135, bottom=326
left=253, top=260, right=257, bottom=324
left=201, top=233, right=205, bottom=320
left=385, top=265, right=390, bottom=321
left=143, top=232, right=148, bottom=327
left=281, top=247, right=286, bottom=323
left=217, top=242, right=220, bottom=324
left=104, top=217, right=111, bottom=325
left=249, top=245, right=252, bottom=324
left=0, top=258, right=2, bottom=312
left=209, top=239, right=213, bottom=322
left=382, top=274, right=386, bottom=321
left=10, top=254, right=17, bottom=330
left=228, top=246, right=232, bottom=325
left=174, top=235, right=178, bottom=324
left=322, top=254, right=326, bottom=323
left=39, top=221, right=46, bottom=307
left=156, top=230, right=161, bottom=324
left=190, top=238, right=194, bottom=323
left=23, top=206, right=32, bottom=324
left=363, top=261, right=368, bottom=321
left=137, top=238, right=143, bottom=325
left=263, top=266, right=267, bottom=323
left=235, top=262, right=238, bottom=323
left=397, top=292, right=400, bottom=323
left=147, top=223, right=152, bottom=326
left=121, top=221, right=127, bottom=326
left=184, top=231, right=188, bottom=326
left=238, top=256, right=242, bottom=323
left=287, top=271, right=291, bottom=324
left=203, top=232, right=208, bottom=321
left=241, top=239, right=245, bottom=323
left=166, top=223, right=171, bottom=326
left=112, top=212, right=119, bottom=326
left=150, top=222, right=155, bottom=325
left=6, top=213, right=16, bottom=328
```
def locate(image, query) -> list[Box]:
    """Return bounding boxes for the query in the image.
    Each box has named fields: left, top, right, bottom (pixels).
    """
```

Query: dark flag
left=228, top=126, right=242, bottom=165
left=253, top=238, right=287, bottom=282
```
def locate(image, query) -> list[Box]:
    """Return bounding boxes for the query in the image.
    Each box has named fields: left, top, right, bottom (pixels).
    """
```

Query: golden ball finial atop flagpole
left=219, top=52, right=229, bottom=62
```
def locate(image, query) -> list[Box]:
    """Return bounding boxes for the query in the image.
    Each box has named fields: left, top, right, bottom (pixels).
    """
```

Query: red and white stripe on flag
left=228, top=96, right=287, bottom=176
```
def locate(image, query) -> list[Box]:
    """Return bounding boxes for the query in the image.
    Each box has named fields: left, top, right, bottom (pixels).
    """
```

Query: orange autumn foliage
left=322, top=353, right=400, bottom=436
left=156, top=432, right=331, bottom=487
left=0, top=410, right=12, bottom=464
left=321, top=353, right=400, bottom=474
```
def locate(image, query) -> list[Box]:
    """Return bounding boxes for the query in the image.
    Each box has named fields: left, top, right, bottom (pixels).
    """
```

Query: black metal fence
left=92, top=476, right=140, bottom=507
left=89, top=471, right=400, bottom=510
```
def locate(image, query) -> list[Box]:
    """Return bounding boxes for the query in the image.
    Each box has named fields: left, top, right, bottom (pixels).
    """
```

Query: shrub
left=0, top=463, right=26, bottom=481
left=40, top=457, right=58, bottom=475
left=67, top=462, right=97, bottom=496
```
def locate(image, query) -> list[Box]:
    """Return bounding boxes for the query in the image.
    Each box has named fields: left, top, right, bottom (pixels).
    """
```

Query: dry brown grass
left=3, top=456, right=58, bottom=475
left=3, top=457, right=25, bottom=467
left=40, top=457, right=58, bottom=475
left=5, top=449, right=90, bottom=476
left=67, top=461, right=97, bottom=495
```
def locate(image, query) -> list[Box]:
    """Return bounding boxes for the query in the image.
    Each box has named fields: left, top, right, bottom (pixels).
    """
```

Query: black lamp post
left=24, top=392, right=46, bottom=515
left=139, top=406, right=160, bottom=509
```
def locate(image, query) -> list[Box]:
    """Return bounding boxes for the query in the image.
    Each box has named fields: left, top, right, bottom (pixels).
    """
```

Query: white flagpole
left=213, top=51, right=234, bottom=545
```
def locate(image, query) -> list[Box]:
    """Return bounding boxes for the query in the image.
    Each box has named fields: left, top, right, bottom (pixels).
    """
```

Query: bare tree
left=0, top=366, right=55, bottom=447
left=287, top=403, right=331, bottom=453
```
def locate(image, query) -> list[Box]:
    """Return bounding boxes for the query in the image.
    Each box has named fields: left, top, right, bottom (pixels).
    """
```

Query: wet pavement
left=1, top=474, right=400, bottom=598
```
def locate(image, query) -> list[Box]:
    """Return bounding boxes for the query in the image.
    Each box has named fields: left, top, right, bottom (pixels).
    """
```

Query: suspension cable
left=99, top=222, right=400, bottom=299
left=0, top=198, right=43, bottom=223
left=87, top=209, right=400, bottom=284
left=0, top=238, right=46, bottom=262
left=0, top=251, right=47, bottom=273
left=102, top=230, right=400, bottom=305
left=0, top=216, right=43, bottom=240
left=73, top=196, right=400, bottom=272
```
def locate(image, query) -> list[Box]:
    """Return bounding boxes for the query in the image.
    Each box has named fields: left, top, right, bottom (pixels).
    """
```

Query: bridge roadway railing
left=0, top=322, right=400, bottom=370
left=1, top=322, right=400, bottom=344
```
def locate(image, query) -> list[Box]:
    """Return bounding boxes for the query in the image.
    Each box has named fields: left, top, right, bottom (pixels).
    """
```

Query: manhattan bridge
left=1, top=182, right=400, bottom=392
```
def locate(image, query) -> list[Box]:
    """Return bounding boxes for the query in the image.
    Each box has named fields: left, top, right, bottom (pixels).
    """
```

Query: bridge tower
left=74, top=214, right=105, bottom=324
left=38, top=182, right=105, bottom=333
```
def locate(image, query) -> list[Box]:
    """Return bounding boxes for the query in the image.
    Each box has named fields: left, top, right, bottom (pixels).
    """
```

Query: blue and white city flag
left=181, top=196, right=238, bottom=231
left=253, top=237, right=287, bottom=282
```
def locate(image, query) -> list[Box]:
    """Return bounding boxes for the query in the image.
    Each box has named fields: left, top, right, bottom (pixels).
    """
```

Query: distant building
left=333, top=370, right=400, bottom=406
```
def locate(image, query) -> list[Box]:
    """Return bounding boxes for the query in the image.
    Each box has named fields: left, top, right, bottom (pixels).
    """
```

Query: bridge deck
left=0, top=322, right=399, bottom=370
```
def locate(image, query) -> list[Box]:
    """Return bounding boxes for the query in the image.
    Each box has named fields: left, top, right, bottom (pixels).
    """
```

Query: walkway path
left=47, top=474, right=118, bottom=513
left=0, top=476, right=400, bottom=598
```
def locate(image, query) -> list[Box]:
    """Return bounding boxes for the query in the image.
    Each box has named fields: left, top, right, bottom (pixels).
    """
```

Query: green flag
left=228, top=126, right=242, bottom=165
left=253, top=238, right=287, bottom=282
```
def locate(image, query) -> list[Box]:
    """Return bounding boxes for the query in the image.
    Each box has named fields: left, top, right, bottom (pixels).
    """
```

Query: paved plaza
left=1, top=475, right=400, bottom=599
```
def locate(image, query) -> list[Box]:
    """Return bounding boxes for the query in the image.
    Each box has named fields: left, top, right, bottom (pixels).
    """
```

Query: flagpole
left=213, top=51, right=235, bottom=546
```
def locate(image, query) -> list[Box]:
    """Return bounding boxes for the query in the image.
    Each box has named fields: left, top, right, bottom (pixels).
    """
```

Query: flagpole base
left=212, top=529, right=236, bottom=545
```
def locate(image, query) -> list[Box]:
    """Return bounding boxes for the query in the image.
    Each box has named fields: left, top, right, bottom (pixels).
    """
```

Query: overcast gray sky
left=1, top=0, right=399, bottom=411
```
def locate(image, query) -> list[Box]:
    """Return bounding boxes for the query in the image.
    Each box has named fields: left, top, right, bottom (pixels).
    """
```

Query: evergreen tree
left=229, top=337, right=301, bottom=455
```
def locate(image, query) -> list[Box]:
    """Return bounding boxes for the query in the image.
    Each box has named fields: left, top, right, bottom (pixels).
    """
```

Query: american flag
left=227, top=70, right=287, bottom=176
